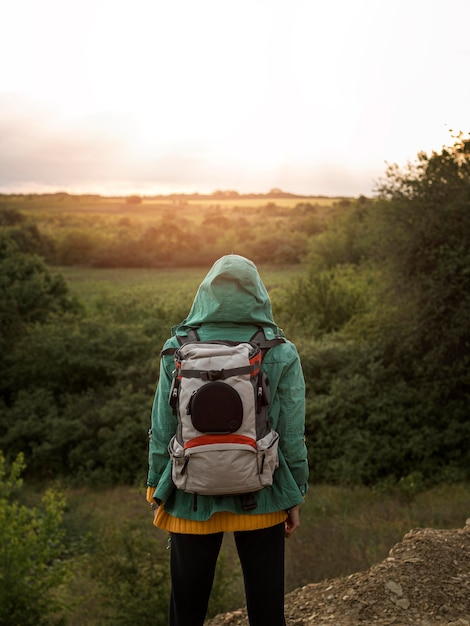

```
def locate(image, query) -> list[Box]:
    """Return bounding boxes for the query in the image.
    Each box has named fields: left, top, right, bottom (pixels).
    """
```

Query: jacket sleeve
left=147, top=350, right=177, bottom=489
left=274, top=342, right=309, bottom=496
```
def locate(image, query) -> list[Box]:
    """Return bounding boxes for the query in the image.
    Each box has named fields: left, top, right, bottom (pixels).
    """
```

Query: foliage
left=88, top=523, right=170, bottom=626
left=1, top=136, right=469, bottom=487
left=0, top=304, right=160, bottom=483
left=86, top=523, right=241, bottom=624
left=0, top=195, right=341, bottom=269
left=373, top=136, right=470, bottom=385
left=0, top=236, right=78, bottom=343
left=296, top=135, right=470, bottom=485
left=0, top=220, right=184, bottom=485
left=304, top=197, right=374, bottom=270
left=0, top=451, right=68, bottom=625
left=274, top=265, right=370, bottom=338
left=0, top=206, right=55, bottom=260
left=299, top=337, right=468, bottom=485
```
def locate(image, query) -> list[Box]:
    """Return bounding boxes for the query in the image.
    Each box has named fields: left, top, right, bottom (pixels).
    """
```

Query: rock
left=385, top=580, right=403, bottom=596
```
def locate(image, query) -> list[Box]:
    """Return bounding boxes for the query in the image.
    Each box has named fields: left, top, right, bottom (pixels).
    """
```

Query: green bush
left=89, top=523, right=171, bottom=626
left=275, top=266, right=370, bottom=338
left=299, top=335, right=470, bottom=486
left=0, top=452, right=68, bottom=625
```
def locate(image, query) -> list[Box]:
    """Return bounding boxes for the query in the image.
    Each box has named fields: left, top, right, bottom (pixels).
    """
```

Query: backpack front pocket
left=169, top=431, right=280, bottom=495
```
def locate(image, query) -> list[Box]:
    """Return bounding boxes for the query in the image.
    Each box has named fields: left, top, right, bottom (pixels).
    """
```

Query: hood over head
left=173, top=255, right=279, bottom=334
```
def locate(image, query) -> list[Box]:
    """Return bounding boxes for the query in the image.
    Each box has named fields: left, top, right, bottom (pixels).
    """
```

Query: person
left=147, top=254, right=308, bottom=626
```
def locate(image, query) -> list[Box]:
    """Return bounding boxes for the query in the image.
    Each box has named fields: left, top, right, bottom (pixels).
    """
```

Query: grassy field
left=59, top=264, right=305, bottom=306
left=162, top=195, right=343, bottom=211
left=6, top=193, right=342, bottom=209
left=60, top=266, right=208, bottom=304
left=4, top=192, right=343, bottom=219
left=59, top=482, right=470, bottom=624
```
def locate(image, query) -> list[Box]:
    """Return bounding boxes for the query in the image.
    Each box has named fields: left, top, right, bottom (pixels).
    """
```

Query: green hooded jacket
left=147, top=255, right=309, bottom=520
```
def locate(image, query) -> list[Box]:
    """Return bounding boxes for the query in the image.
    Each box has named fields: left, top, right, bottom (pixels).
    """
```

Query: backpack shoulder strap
left=162, top=326, right=283, bottom=357
left=161, top=327, right=200, bottom=356
left=250, top=327, right=285, bottom=355
left=180, top=327, right=200, bottom=344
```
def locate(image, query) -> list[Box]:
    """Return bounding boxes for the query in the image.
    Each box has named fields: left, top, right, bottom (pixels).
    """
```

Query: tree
left=0, top=236, right=78, bottom=343
left=0, top=238, right=80, bottom=403
left=0, top=207, right=56, bottom=260
left=295, top=134, right=470, bottom=485
left=373, top=134, right=470, bottom=385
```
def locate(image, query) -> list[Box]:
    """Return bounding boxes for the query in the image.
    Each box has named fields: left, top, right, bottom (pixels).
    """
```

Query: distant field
left=60, top=264, right=305, bottom=305
left=167, top=196, right=342, bottom=210
left=4, top=193, right=345, bottom=224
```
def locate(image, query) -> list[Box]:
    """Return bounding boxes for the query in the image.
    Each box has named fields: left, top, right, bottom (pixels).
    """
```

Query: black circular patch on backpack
left=189, top=382, right=243, bottom=434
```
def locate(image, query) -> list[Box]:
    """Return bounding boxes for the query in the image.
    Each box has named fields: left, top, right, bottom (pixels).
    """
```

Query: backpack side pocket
left=257, top=430, right=280, bottom=487
left=168, top=436, right=189, bottom=491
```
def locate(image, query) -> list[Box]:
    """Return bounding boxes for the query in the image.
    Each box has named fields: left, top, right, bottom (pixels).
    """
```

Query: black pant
left=169, top=522, right=286, bottom=626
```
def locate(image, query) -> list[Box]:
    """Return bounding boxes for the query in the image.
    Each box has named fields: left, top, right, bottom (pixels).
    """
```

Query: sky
left=0, top=0, right=469, bottom=197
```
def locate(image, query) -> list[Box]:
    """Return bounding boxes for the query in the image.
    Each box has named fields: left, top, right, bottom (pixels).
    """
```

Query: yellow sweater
left=146, top=487, right=287, bottom=534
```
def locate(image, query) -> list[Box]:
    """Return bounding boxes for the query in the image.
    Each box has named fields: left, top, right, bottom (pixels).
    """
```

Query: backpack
left=164, top=328, right=285, bottom=503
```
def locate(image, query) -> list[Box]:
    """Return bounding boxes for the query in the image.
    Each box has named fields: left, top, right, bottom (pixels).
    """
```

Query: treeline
left=0, top=194, right=340, bottom=268
left=0, top=137, right=469, bottom=488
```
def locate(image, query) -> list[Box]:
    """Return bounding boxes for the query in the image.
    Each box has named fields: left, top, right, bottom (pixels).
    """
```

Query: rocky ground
left=206, top=520, right=470, bottom=626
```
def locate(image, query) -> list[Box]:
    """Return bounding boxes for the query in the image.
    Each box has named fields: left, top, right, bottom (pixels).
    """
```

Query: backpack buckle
left=240, top=493, right=257, bottom=511
left=202, top=369, right=224, bottom=381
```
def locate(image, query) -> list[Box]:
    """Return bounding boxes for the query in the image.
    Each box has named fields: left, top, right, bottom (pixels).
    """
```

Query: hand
left=284, top=505, right=300, bottom=538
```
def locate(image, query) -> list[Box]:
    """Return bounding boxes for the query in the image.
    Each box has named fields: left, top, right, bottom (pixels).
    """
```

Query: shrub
left=0, top=452, right=68, bottom=625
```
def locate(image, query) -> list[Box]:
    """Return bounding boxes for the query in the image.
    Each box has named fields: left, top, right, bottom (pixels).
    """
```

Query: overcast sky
left=0, top=0, right=469, bottom=197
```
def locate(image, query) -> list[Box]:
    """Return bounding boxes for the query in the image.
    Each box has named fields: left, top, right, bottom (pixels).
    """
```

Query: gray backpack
left=165, top=328, right=284, bottom=505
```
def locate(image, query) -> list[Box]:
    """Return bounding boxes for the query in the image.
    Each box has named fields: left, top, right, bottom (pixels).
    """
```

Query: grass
left=59, top=266, right=208, bottom=305
left=285, top=482, right=470, bottom=590
left=164, top=196, right=343, bottom=210
left=215, top=482, right=470, bottom=601
left=6, top=193, right=342, bottom=209
left=59, top=264, right=305, bottom=306
left=57, top=482, right=470, bottom=624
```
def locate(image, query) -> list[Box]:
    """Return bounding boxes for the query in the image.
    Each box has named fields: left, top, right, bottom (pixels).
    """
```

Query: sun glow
left=0, top=0, right=469, bottom=195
